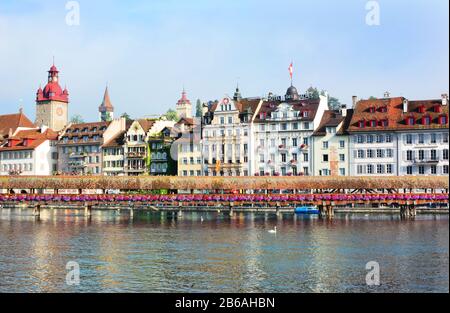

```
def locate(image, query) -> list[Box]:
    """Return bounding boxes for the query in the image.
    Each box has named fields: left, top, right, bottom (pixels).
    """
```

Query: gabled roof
left=0, top=112, right=35, bottom=137
left=313, top=109, right=354, bottom=136
left=102, top=131, right=126, bottom=148
left=136, top=119, right=156, bottom=132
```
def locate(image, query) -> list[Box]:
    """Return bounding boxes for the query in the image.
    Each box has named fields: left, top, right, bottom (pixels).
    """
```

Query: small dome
left=286, top=85, right=299, bottom=101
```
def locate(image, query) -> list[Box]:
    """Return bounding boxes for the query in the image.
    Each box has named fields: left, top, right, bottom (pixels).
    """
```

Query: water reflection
left=0, top=208, right=448, bottom=293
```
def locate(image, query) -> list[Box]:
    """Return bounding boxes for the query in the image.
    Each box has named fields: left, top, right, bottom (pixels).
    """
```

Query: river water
left=0, top=208, right=448, bottom=293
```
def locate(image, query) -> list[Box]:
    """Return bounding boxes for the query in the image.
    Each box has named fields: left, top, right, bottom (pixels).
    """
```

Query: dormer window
left=303, top=111, right=309, bottom=118
left=422, top=116, right=431, bottom=125
left=434, top=105, right=443, bottom=113
left=418, top=106, right=426, bottom=113
left=379, top=119, right=389, bottom=127
left=369, top=107, right=376, bottom=113
left=379, top=106, right=388, bottom=113
left=358, top=120, right=365, bottom=128
left=369, top=120, right=377, bottom=127
left=406, top=117, right=415, bottom=126
left=326, top=127, right=336, bottom=134
left=439, top=115, right=448, bottom=125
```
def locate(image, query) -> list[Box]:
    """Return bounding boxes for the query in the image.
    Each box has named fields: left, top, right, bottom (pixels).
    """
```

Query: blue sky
left=0, top=0, right=448, bottom=121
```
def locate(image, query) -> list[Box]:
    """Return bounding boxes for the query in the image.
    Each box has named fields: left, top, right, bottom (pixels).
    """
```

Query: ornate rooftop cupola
left=35, top=62, right=69, bottom=131
left=99, top=86, right=114, bottom=122
left=233, top=84, right=242, bottom=101
left=176, top=88, right=192, bottom=119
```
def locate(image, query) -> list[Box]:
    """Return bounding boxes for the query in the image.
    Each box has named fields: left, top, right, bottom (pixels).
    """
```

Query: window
left=293, top=123, right=299, bottom=130
left=220, top=117, right=225, bottom=124
left=376, top=149, right=384, bottom=158
left=422, top=116, right=431, bottom=125
left=339, top=154, right=345, bottom=162
left=259, top=154, right=265, bottom=163
left=386, top=134, right=392, bottom=143
left=326, top=127, right=336, bottom=134
left=367, top=164, right=373, bottom=174
left=357, top=135, right=364, bottom=143
left=339, top=140, right=345, bottom=148
left=304, top=122, right=310, bottom=130
left=367, top=150, right=374, bottom=158
left=357, top=165, right=364, bottom=174
left=407, top=150, right=414, bottom=161
left=444, top=149, right=449, bottom=160
left=431, top=165, right=437, bottom=175
left=357, top=150, right=365, bottom=158
left=406, top=134, right=413, bottom=144
left=339, top=168, right=346, bottom=176
left=418, top=134, right=425, bottom=144
left=444, top=165, right=449, bottom=174
left=431, top=133, right=437, bottom=144
left=323, top=154, right=329, bottom=162
left=376, top=164, right=384, bottom=174
left=418, top=150, right=425, bottom=160
left=292, top=138, right=298, bottom=147
left=228, top=116, right=233, bottom=124
left=323, top=141, right=329, bottom=149
left=431, top=150, right=437, bottom=160
left=418, top=166, right=425, bottom=175
left=281, top=154, right=287, bottom=163
left=367, top=135, right=374, bottom=143
left=386, top=164, right=393, bottom=174
left=281, top=123, right=288, bottom=131
left=444, top=133, right=449, bottom=143
left=406, top=166, right=413, bottom=175
left=386, top=149, right=393, bottom=158
left=292, top=153, right=298, bottom=161
left=358, top=121, right=365, bottom=128
left=376, top=135, right=384, bottom=143
left=303, top=153, right=309, bottom=162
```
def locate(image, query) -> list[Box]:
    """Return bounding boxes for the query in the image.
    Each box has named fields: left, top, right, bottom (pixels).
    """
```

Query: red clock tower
left=35, top=63, right=69, bottom=131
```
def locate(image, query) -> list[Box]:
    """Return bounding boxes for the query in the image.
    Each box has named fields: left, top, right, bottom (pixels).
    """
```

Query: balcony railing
left=413, top=158, right=440, bottom=164
left=69, top=153, right=87, bottom=159
left=127, top=152, right=146, bottom=158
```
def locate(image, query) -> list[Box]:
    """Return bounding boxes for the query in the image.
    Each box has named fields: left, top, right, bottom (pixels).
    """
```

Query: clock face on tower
left=56, top=107, right=64, bottom=117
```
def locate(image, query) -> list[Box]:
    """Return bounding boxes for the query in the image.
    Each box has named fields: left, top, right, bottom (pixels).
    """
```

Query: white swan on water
left=200, top=216, right=204, bottom=223
left=268, top=226, right=277, bottom=234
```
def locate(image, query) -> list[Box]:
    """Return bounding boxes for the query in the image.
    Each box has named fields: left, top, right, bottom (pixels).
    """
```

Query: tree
left=195, top=99, right=203, bottom=117
left=307, top=87, right=320, bottom=99
left=368, top=96, right=378, bottom=100
left=70, top=115, right=84, bottom=124
left=120, top=112, right=132, bottom=121
left=164, top=109, right=179, bottom=122
left=105, top=112, right=113, bottom=122
left=328, top=97, right=342, bottom=110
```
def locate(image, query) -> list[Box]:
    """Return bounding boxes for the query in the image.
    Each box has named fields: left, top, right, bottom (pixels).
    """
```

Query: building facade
left=252, top=86, right=328, bottom=177
left=148, top=127, right=177, bottom=176
left=0, top=127, right=59, bottom=176
left=348, top=95, right=449, bottom=176
left=172, top=118, right=203, bottom=177
left=202, top=94, right=261, bottom=176
left=311, top=107, right=354, bottom=176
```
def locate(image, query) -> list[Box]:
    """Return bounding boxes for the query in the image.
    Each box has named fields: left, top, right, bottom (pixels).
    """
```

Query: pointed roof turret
left=99, top=86, right=114, bottom=113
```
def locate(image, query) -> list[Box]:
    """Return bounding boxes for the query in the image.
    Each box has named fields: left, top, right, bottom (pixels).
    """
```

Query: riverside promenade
left=0, top=176, right=448, bottom=218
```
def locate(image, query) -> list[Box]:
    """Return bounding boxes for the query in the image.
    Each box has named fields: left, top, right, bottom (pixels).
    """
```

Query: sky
left=0, top=0, right=448, bottom=121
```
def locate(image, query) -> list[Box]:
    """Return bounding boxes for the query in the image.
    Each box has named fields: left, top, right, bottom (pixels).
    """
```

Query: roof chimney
left=352, top=96, right=358, bottom=108
left=384, top=91, right=390, bottom=98
left=403, top=98, right=409, bottom=113
left=340, top=104, right=347, bottom=117
left=442, top=93, right=448, bottom=106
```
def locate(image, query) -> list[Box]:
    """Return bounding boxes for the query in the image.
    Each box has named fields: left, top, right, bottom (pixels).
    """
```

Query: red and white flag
left=288, top=62, right=294, bottom=80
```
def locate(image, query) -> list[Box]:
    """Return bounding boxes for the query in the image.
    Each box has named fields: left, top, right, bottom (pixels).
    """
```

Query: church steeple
left=233, top=84, right=242, bottom=101
left=99, top=86, right=114, bottom=122
left=176, top=88, right=192, bottom=119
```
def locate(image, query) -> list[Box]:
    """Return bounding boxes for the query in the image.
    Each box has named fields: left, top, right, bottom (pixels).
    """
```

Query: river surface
left=0, top=208, right=448, bottom=293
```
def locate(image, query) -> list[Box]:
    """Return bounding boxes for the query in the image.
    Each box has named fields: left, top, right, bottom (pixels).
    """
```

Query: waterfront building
left=202, top=88, right=262, bottom=176
left=102, top=123, right=132, bottom=176
left=148, top=127, right=177, bottom=176
left=348, top=95, right=449, bottom=176
left=0, top=127, right=59, bottom=176
left=98, top=87, right=114, bottom=122
left=124, top=119, right=175, bottom=176
left=172, top=117, right=203, bottom=177
left=176, top=89, right=192, bottom=119
left=311, top=107, right=354, bottom=176
left=252, top=85, right=328, bottom=176
left=0, top=111, right=36, bottom=144
left=57, top=118, right=127, bottom=175
left=35, top=64, right=69, bottom=132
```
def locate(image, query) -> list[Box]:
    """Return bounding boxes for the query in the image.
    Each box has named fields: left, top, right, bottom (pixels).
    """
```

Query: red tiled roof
left=0, top=128, right=58, bottom=151
left=102, top=131, right=126, bottom=148
left=348, top=97, right=449, bottom=132
left=137, top=119, right=156, bottom=132
left=254, top=98, right=321, bottom=123
left=0, top=112, right=35, bottom=138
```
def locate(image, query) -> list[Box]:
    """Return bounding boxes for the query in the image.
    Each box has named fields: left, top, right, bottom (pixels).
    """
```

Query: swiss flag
left=289, top=62, right=294, bottom=80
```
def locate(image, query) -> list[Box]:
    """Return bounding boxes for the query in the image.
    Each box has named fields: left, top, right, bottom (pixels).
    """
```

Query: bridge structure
left=0, top=176, right=448, bottom=219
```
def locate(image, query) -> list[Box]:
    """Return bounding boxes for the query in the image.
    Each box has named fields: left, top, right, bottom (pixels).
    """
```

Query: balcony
left=125, top=165, right=146, bottom=172
left=69, top=152, right=87, bottom=159
left=68, top=161, right=86, bottom=168
left=127, top=152, right=146, bottom=158
left=413, top=158, right=440, bottom=164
